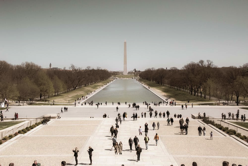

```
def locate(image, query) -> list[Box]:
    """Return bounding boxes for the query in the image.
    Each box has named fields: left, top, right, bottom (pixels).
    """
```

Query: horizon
left=0, top=0, right=248, bottom=71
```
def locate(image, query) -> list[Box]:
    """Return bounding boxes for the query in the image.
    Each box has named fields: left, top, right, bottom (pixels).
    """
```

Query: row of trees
left=139, top=60, right=248, bottom=105
left=0, top=61, right=111, bottom=101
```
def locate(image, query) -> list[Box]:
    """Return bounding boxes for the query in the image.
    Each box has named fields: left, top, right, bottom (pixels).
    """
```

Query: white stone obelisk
left=123, top=41, right=127, bottom=75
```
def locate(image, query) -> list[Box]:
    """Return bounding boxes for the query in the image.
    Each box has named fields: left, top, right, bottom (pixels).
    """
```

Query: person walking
left=167, top=118, right=170, bottom=125
left=144, top=134, right=149, bottom=150
left=118, top=141, right=123, bottom=155
left=88, top=146, right=94, bottom=165
left=166, top=110, right=170, bottom=118
left=157, top=122, right=160, bottom=130
left=136, top=144, right=142, bottom=162
left=210, top=131, right=213, bottom=140
left=72, top=147, right=79, bottom=165
left=114, top=142, right=119, bottom=154
left=198, top=126, right=203, bottom=136
left=110, top=125, right=114, bottom=137
left=203, top=126, right=206, bottom=136
left=111, top=137, right=117, bottom=151
left=114, top=128, right=118, bottom=138
left=152, top=122, right=156, bottom=130
left=139, top=126, right=142, bottom=135
left=184, top=123, right=188, bottom=135
left=134, top=136, right=139, bottom=149
left=170, top=117, right=174, bottom=125
left=154, top=133, right=159, bottom=146
left=128, top=137, right=133, bottom=151
left=186, top=117, right=189, bottom=125
left=116, top=106, right=119, bottom=112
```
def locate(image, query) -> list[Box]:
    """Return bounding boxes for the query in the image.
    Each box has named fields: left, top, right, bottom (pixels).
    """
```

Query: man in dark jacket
left=133, top=136, right=139, bottom=149
left=114, top=128, right=118, bottom=138
left=88, top=146, right=94, bottom=165
left=128, top=137, right=133, bottom=151
left=136, top=144, right=142, bottom=162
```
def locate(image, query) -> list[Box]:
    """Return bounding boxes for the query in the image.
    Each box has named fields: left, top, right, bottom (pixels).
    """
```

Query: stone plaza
left=0, top=105, right=248, bottom=166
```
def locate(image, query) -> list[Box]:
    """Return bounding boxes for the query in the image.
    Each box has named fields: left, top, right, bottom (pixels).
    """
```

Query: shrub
left=14, top=132, right=18, bottom=136
left=236, top=133, right=241, bottom=137
left=0, top=140, right=2, bottom=144
left=8, top=135, right=13, bottom=139
left=2, top=136, right=8, bottom=140
left=223, top=127, right=229, bottom=132
left=22, top=129, right=27, bottom=133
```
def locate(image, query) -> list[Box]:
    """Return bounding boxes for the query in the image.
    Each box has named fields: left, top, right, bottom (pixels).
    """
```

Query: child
left=210, top=131, right=213, bottom=140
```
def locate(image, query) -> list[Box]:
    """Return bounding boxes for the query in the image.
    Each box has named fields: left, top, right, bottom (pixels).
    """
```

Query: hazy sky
left=0, top=0, right=248, bottom=71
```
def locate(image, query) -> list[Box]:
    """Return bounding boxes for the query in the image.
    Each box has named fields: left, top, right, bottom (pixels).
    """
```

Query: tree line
left=0, top=61, right=111, bottom=101
left=139, top=60, right=248, bottom=105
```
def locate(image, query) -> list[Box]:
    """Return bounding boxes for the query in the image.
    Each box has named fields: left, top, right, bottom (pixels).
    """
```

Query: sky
left=0, top=0, right=248, bottom=71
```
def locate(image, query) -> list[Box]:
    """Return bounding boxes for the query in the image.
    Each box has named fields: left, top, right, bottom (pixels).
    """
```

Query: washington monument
left=123, top=41, right=127, bottom=75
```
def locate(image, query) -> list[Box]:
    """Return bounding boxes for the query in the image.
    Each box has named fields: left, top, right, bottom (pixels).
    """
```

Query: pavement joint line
left=0, top=155, right=72, bottom=157
left=172, top=155, right=248, bottom=159
left=0, top=134, right=24, bottom=153
left=159, top=135, right=224, bottom=137
left=27, top=135, right=92, bottom=137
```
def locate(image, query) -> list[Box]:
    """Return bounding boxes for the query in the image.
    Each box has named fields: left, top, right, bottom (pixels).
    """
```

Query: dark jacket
left=129, top=138, right=133, bottom=145
left=88, top=148, right=93, bottom=156
left=73, top=150, right=79, bottom=157
left=134, top=137, right=139, bottom=145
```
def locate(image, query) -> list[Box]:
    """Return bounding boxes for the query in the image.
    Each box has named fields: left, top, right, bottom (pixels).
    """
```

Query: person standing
left=116, top=106, right=119, bottom=112
left=152, top=122, right=156, bottom=130
left=144, top=112, right=146, bottom=118
left=128, top=137, right=133, bottom=151
left=167, top=118, right=170, bottom=125
left=144, top=134, right=149, bottom=150
left=88, top=146, right=94, bottom=165
left=157, top=122, right=160, bottom=130
left=72, top=147, right=79, bottom=165
left=136, top=144, right=142, bottom=162
left=139, top=126, right=142, bottom=135
left=166, top=110, right=170, bottom=118
left=133, top=136, right=139, bottom=149
left=118, top=141, right=123, bottom=155
left=149, top=111, right=152, bottom=118
left=154, top=133, right=159, bottom=146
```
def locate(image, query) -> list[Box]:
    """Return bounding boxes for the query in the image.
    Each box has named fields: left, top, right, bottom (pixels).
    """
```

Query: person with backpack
left=136, top=144, right=142, bottom=162
left=144, top=134, right=149, bottom=150
left=154, top=133, right=159, bottom=146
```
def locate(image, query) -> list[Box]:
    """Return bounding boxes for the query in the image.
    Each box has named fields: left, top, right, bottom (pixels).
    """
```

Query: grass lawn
left=0, top=107, right=7, bottom=110
left=47, top=79, right=112, bottom=103
left=0, top=121, right=23, bottom=130
left=140, top=79, right=214, bottom=102
left=232, top=122, right=248, bottom=129
left=240, top=107, right=248, bottom=110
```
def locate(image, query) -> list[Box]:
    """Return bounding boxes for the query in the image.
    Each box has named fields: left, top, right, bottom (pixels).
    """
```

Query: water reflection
left=85, top=79, right=163, bottom=103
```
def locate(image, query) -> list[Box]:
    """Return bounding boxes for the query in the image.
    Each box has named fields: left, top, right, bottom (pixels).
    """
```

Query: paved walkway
left=1, top=116, right=248, bottom=166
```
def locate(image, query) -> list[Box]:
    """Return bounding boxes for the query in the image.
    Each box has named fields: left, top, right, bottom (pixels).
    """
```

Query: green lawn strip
left=0, top=107, right=7, bottom=110
left=0, top=121, right=23, bottom=130
left=140, top=79, right=212, bottom=102
left=240, top=107, right=248, bottom=110
left=232, top=122, right=248, bottom=129
left=48, top=79, right=111, bottom=103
